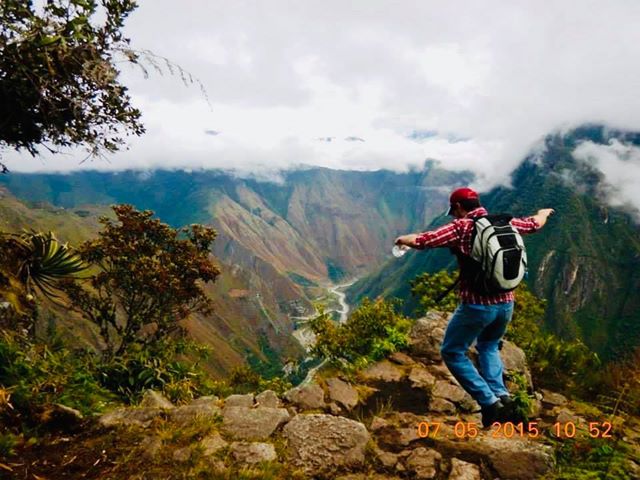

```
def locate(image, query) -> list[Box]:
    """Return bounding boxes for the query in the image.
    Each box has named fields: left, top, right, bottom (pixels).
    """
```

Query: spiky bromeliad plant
left=7, top=230, right=87, bottom=299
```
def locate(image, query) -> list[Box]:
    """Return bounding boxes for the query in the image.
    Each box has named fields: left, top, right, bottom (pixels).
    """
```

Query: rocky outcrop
left=326, top=377, right=359, bottom=411
left=284, top=383, right=326, bottom=410
left=89, top=313, right=595, bottom=479
left=283, top=414, right=370, bottom=476
left=222, top=406, right=290, bottom=440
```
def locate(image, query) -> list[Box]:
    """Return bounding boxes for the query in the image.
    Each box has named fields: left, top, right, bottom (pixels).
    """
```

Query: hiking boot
left=498, top=395, right=528, bottom=424
left=481, top=399, right=506, bottom=428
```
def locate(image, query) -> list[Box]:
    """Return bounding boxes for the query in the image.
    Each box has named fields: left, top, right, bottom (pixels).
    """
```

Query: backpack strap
left=434, top=274, right=460, bottom=303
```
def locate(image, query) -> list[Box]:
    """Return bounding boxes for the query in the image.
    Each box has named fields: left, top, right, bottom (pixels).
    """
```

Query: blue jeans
left=440, top=301, right=514, bottom=407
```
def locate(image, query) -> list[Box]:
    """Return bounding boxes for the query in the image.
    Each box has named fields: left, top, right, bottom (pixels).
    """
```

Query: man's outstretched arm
left=395, top=222, right=461, bottom=250
left=512, top=208, right=555, bottom=234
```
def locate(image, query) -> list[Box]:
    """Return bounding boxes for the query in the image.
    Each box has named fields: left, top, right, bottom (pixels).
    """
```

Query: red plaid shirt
left=414, top=207, right=541, bottom=305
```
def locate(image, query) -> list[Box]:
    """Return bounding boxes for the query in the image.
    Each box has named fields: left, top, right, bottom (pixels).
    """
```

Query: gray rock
left=140, top=390, right=174, bottom=409
left=373, top=446, right=399, bottom=468
left=230, top=441, right=277, bottom=465
left=172, top=446, right=192, bottom=462
left=389, top=351, right=416, bottom=366
left=222, top=406, right=290, bottom=440
left=448, top=458, right=481, bottom=480
left=434, top=436, right=553, bottom=480
left=99, top=407, right=162, bottom=428
left=499, top=340, right=533, bottom=388
left=432, top=380, right=467, bottom=403
left=408, top=366, right=437, bottom=389
left=360, top=360, right=405, bottom=382
left=429, top=397, right=456, bottom=414
left=285, top=383, right=326, bottom=410
left=255, top=390, right=280, bottom=408
left=326, top=377, right=359, bottom=411
left=540, top=389, right=568, bottom=407
left=409, top=312, right=450, bottom=362
left=190, top=395, right=219, bottom=406
left=199, top=432, right=228, bottom=456
left=370, top=416, right=390, bottom=432
left=283, top=414, right=370, bottom=476
left=139, top=435, right=163, bottom=460
left=224, top=393, right=254, bottom=408
left=405, top=447, right=442, bottom=479
left=168, top=402, right=221, bottom=426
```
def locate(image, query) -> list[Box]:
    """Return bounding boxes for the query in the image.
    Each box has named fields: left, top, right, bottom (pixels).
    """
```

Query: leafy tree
left=0, top=0, right=144, bottom=172
left=62, top=205, right=220, bottom=356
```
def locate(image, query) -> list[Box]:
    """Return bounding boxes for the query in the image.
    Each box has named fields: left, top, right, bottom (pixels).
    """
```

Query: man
left=395, top=187, right=554, bottom=427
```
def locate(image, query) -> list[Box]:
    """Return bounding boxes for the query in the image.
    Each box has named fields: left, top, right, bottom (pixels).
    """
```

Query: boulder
left=373, top=445, right=399, bottom=469
left=432, top=381, right=467, bottom=404
left=389, top=351, right=416, bottom=366
left=255, top=390, right=280, bottom=408
left=370, top=416, right=390, bottom=432
left=409, top=312, right=450, bottom=362
left=429, top=397, right=456, bottom=414
left=168, top=402, right=221, bottom=426
left=360, top=360, right=405, bottom=383
left=448, top=458, right=481, bottom=480
left=326, top=377, right=359, bottom=411
left=190, top=395, right=219, bottom=406
left=230, top=441, right=277, bottom=465
left=140, top=390, right=174, bottom=409
left=285, top=383, right=326, bottom=410
left=405, top=447, right=442, bottom=479
left=224, top=393, right=254, bottom=408
left=283, top=414, right=369, bottom=476
left=99, top=407, right=162, bottom=428
left=499, top=340, right=533, bottom=388
left=222, top=406, right=290, bottom=440
left=433, top=435, right=553, bottom=480
left=540, top=389, right=568, bottom=407
left=199, top=432, right=228, bottom=456
left=408, top=366, right=437, bottom=389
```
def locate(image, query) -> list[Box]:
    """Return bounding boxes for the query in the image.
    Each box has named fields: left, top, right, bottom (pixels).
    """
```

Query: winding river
left=293, top=279, right=357, bottom=385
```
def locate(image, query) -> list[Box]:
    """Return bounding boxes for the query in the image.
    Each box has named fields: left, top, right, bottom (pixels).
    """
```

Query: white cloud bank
left=572, top=139, right=640, bottom=213
left=5, top=0, right=640, bottom=192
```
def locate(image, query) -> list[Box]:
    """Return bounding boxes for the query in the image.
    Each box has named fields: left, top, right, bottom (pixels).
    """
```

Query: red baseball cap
left=447, top=187, right=479, bottom=215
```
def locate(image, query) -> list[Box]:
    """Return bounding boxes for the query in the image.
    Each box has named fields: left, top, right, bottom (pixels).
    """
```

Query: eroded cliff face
left=16, top=312, right=640, bottom=480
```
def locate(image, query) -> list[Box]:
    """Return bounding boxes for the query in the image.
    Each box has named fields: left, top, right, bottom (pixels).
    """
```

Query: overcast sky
left=6, top=0, right=640, bottom=192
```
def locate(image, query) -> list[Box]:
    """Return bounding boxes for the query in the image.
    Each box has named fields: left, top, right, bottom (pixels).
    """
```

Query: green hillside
left=0, top=187, right=304, bottom=377
left=347, top=126, right=640, bottom=361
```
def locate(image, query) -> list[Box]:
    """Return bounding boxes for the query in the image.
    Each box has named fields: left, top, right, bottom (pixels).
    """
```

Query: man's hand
left=533, top=208, right=555, bottom=228
left=395, top=234, right=419, bottom=248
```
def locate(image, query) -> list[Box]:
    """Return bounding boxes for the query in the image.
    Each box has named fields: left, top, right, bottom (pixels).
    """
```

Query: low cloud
left=5, top=0, right=640, bottom=195
left=572, top=139, right=640, bottom=214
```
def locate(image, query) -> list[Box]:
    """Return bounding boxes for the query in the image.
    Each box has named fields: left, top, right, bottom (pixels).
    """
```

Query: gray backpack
left=466, top=214, right=527, bottom=293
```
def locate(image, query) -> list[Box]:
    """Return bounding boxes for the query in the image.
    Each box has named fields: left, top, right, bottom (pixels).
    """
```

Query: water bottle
left=392, top=244, right=410, bottom=258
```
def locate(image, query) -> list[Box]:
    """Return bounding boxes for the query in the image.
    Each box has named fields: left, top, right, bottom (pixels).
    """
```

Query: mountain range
left=2, top=124, right=639, bottom=369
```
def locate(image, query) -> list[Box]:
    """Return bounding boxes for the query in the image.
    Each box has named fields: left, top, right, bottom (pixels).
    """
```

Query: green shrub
left=309, top=297, right=411, bottom=368
left=95, top=339, right=218, bottom=404
left=0, top=331, right=117, bottom=420
left=410, top=270, right=458, bottom=315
